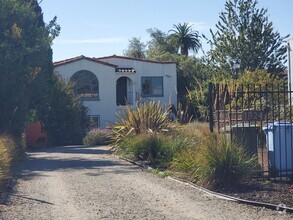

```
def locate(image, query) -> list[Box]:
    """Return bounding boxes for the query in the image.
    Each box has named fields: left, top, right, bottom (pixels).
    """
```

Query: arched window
left=71, top=70, right=99, bottom=98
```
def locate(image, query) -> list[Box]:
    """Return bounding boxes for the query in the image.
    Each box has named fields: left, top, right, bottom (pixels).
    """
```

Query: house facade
left=54, top=55, right=177, bottom=127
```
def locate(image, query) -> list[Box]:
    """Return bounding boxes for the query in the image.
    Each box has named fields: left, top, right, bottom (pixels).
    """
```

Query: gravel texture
left=0, top=145, right=292, bottom=220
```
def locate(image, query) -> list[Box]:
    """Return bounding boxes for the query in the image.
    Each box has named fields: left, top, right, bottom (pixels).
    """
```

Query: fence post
left=208, top=82, right=214, bottom=133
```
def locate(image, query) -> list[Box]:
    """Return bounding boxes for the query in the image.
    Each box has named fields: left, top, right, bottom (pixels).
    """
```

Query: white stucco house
left=54, top=55, right=177, bottom=127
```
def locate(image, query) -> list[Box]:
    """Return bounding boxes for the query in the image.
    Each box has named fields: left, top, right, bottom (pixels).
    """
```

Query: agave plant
left=111, top=101, right=171, bottom=143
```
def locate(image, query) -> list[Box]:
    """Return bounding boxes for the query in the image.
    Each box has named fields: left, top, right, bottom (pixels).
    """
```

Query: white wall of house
left=54, top=56, right=177, bottom=127
left=99, top=56, right=177, bottom=106
left=54, top=59, right=117, bottom=126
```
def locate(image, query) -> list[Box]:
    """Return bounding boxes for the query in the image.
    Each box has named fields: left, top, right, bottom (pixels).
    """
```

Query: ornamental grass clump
left=171, top=147, right=198, bottom=179
left=112, top=101, right=173, bottom=143
left=196, top=133, right=258, bottom=187
left=83, top=128, right=112, bottom=146
left=171, top=123, right=258, bottom=188
left=117, top=133, right=185, bottom=168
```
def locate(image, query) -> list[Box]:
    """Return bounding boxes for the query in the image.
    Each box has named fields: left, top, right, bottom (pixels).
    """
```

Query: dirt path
left=0, top=145, right=292, bottom=220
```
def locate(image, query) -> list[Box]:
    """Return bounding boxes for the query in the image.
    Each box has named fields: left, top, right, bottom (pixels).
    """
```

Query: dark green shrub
left=38, top=75, right=89, bottom=146
left=116, top=133, right=185, bottom=168
left=83, top=128, right=112, bottom=146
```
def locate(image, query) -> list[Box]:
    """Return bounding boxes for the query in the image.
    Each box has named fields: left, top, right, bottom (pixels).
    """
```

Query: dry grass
left=172, top=122, right=210, bottom=140
left=0, top=136, right=14, bottom=186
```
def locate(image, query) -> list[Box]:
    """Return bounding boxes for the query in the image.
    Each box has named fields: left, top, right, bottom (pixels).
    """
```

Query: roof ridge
left=54, top=55, right=118, bottom=68
left=96, top=55, right=176, bottom=64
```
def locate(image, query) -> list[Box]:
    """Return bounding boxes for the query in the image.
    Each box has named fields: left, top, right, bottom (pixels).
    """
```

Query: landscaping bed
left=128, top=155, right=293, bottom=210
left=110, top=101, right=293, bottom=211
left=214, top=179, right=293, bottom=209
left=123, top=156, right=293, bottom=210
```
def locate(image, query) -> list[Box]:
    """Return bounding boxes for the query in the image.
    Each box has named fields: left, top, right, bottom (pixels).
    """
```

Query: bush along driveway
left=0, top=145, right=292, bottom=220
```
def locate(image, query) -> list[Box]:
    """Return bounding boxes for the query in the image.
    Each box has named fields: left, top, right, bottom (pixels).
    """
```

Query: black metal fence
left=209, top=82, right=293, bottom=181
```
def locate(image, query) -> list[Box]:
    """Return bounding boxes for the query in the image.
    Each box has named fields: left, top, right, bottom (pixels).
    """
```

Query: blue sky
left=41, top=0, right=293, bottom=62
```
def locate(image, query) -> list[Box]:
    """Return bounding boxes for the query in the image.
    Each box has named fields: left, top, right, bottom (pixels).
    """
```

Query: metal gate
left=208, top=82, right=293, bottom=180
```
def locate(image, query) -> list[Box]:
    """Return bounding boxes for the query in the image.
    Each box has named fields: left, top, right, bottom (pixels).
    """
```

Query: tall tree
left=0, top=0, right=47, bottom=134
left=123, top=37, right=146, bottom=59
left=169, top=23, right=202, bottom=56
left=0, top=0, right=59, bottom=135
left=209, top=0, right=289, bottom=76
left=146, top=28, right=178, bottom=58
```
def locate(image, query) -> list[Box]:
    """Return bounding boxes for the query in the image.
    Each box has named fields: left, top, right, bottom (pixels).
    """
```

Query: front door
left=116, top=77, right=127, bottom=105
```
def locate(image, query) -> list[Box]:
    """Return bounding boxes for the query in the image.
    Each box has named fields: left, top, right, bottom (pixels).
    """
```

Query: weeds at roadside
left=148, top=168, right=171, bottom=178
left=0, top=135, right=25, bottom=188
left=262, top=179, right=272, bottom=185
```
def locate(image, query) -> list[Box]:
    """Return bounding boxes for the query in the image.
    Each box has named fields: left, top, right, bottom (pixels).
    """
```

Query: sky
left=41, top=0, right=293, bottom=62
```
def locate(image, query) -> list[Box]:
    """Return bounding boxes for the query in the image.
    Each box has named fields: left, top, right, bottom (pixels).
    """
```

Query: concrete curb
left=168, top=176, right=293, bottom=213
left=116, top=154, right=293, bottom=213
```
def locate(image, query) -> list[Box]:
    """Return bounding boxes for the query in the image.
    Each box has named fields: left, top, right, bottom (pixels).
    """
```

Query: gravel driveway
left=0, top=145, right=292, bottom=220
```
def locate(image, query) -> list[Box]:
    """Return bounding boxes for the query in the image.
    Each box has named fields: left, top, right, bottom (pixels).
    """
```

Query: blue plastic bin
left=263, top=122, right=293, bottom=176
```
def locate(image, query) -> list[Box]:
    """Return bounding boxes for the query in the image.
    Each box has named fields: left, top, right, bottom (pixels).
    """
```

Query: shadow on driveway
left=17, top=145, right=136, bottom=181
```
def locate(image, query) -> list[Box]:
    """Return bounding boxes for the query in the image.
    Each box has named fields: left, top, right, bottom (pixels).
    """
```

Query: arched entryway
left=116, top=77, right=133, bottom=106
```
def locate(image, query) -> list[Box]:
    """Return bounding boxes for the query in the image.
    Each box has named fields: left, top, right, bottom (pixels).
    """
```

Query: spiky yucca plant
left=112, top=101, right=171, bottom=143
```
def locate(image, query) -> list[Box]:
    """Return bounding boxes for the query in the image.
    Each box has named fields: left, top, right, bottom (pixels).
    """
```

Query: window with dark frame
left=88, top=115, right=100, bottom=128
left=141, top=77, right=163, bottom=97
left=71, top=70, right=99, bottom=98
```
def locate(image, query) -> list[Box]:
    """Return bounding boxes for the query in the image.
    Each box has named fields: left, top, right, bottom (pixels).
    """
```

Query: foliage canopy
left=209, top=0, right=289, bottom=77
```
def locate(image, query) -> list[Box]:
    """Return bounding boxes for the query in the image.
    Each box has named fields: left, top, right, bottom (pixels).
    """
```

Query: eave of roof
left=116, top=68, right=136, bottom=73
left=96, top=55, right=176, bottom=64
left=54, top=55, right=118, bottom=68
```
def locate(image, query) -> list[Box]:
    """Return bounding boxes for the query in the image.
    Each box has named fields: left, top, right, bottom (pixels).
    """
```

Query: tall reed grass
left=171, top=123, right=257, bottom=188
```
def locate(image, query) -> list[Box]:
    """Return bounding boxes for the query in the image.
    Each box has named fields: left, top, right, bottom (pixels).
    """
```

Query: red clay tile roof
left=96, top=55, right=176, bottom=64
left=54, top=55, right=118, bottom=68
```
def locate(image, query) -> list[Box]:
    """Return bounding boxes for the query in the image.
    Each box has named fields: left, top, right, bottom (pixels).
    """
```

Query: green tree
left=209, top=0, right=288, bottom=76
left=123, top=37, right=146, bottom=59
left=37, top=75, right=89, bottom=146
left=146, top=28, right=178, bottom=58
left=169, top=23, right=202, bottom=56
left=123, top=26, right=214, bottom=120
left=0, top=0, right=54, bottom=135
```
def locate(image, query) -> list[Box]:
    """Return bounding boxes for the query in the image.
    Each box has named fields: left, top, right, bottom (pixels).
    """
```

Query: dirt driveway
left=0, top=145, right=292, bottom=220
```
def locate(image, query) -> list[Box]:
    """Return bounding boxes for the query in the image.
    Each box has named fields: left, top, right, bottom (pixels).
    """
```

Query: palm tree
left=169, top=23, right=201, bottom=56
